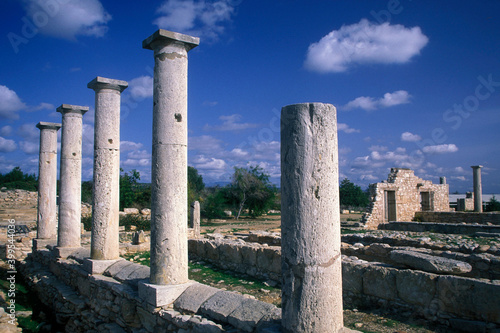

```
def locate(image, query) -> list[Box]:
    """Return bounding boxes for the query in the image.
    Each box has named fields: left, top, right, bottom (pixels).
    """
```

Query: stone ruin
left=2, top=27, right=499, bottom=333
left=362, top=168, right=450, bottom=229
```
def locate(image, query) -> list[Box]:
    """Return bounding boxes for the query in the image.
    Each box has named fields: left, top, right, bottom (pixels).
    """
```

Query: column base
left=82, top=257, right=124, bottom=274
left=139, top=280, right=196, bottom=307
left=32, top=238, right=57, bottom=251
left=52, top=246, right=84, bottom=259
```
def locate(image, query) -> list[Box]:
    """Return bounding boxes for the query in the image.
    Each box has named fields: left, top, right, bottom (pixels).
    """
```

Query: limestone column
left=281, top=103, right=343, bottom=332
left=472, top=165, right=483, bottom=212
left=34, top=122, right=61, bottom=250
left=189, top=201, right=200, bottom=238
left=88, top=77, right=128, bottom=260
left=143, top=30, right=199, bottom=285
left=55, top=105, right=88, bottom=256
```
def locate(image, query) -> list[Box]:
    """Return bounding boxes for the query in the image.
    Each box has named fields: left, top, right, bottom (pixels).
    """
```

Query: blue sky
left=1, top=0, right=499, bottom=193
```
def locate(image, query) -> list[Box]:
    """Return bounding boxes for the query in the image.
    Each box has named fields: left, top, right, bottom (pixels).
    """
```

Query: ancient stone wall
left=20, top=249, right=281, bottom=333
left=415, top=211, right=500, bottom=225
left=188, top=238, right=500, bottom=331
left=362, top=168, right=449, bottom=229
left=0, top=190, right=37, bottom=208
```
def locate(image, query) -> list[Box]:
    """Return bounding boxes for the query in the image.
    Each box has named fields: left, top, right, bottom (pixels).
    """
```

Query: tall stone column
left=281, top=103, right=343, bottom=332
left=143, top=30, right=199, bottom=286
left=88, top=77, right=128, bottom=261
left=472, top=165, right=483, bottom=212
left=54, top=105, right=88, bottom=257
left=34, top=122, right=61, bottom=250
left=189, top=201, right=200, bottom=239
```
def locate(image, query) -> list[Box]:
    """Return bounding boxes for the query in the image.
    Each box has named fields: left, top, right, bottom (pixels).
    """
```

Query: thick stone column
left=143, top=30, right=199, bottom=286
left=88, top=77, right=128, bottom=261
left=281, top=103, right=343, bottom=332
left=34, top=122, right=61, bottom=250
left=54, top=105, right=88, bottom=257
left=472, top=165, right=483, bottom=212
left=189, top=201, right=200, bottom=238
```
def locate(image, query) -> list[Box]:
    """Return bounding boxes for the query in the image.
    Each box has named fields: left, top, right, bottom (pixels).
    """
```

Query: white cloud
left=305, top=19, right=429, bottom=73
left=401, top=131, right=422, bottom=142
left=422, top=144, right=458, bottom=154
left=27, top=102, right=54, bottom=112
left=345, top=90, right=411, bottom=111
left=122, top=158, right=151, bottom=168
left=128, top=76, right=153, bottom=99
left=203, top=114, right=259, bottom=132
left=368, top=145, right=388, bottom=152
left=0, top=137, right=17, bottom=152
left=127, top=150, right=151, bottom=160
left=454, top=166, right=467, bottom=174
left=451, top=176, right=467, bottom=181
left=121, top=141, right=143, bottom=152
left=154, top=0, right=234, bottom=40
left=19, top=141, right=38, bottom=154
left=360, top=174, right=378, bottom=181
left=23, top=0, right=111, bottom=40
left=1, top=126, right=13, bottom=136
left=0, top=85, right=26, bottom=119
left=338, top=123, right=360, bottom=133
left=189, top=135, right=224, bottom=153
left=17, top=123, right=38, bottom=140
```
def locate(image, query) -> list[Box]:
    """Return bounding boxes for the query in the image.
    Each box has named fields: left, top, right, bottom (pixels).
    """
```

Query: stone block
left=114, top=262, right=143, bottom=282
left=138, top=281, right=196, bottom=307
left=83, top=258, right=124, bottom=274
left=32, top=238, right=57, bottom=251
left=240, top=244, right=258, bottom=267
left=390, top=250, right=472, bottom=274
left=227, top=297, right=278, bottom=332
left=52, top=246, right=84, bottom=259
left=438, top=276, right=500, bottom=323
left=395, top=269, right=437, bottom=307
left=363, top=265, right=397, bottom=300
left=199, top=291, right=245, bottom=323
left=342, top=261, right=365, bottom=294
left=104, top=259, right=134, bottom=277
left=125, top=265, right=150, bottom=287
left=174, top=283, right=219, bottom=314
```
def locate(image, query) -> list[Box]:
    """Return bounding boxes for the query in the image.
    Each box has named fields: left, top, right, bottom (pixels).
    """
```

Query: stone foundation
left=415, top=211, right=500, bottom=225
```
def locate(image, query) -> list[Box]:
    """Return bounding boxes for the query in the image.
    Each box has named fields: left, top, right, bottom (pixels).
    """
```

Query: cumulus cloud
left=154, top=0, right=235, bottom=40
left=345, top=90, right=411, bottom=111
left=422, top=144, right=458, bottom=154
left=0, top=85, right=26, bottom=119
left=121, top=141, right=144, bottom=152
left=189, top=135, right=224, bottom=153
left=401, top=131, right=422, bottom=142
left=0, top=137, right=17, bottom=153
left=203, top=114, right=259, bottom=132
left=305, top=19, right=429, bottom=73
left=22, top=0, right=111, bottom=40
left=128, top=76, right=153, bottom=99
left=27, top=102, right=54, bottom=112
left=338, top=123, right=360, bottom=133
left=17, top=123, right=38, bottom=140
left=19, top=141, right=38, bottom=154
left=1, top=126, right=13, bottom=136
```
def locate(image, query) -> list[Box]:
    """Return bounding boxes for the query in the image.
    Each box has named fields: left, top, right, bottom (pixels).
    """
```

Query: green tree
left=0, top=166, right=38, bottom=191
left=81, top=180, right=93, bottom=204
left=188, top=166, right=205, bottom=205
left=225, top=166, right=276, bottom=219
left=120, top=168, right=140, bottom=210
left=201, top=186, right=227, bottom=220
left=339, top=178, right=369, bottom=209
left=485, top=195, right=500, bottom=212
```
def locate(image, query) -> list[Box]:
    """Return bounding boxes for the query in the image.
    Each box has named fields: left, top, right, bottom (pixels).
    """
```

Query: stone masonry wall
left=189, top=238, right=500, bottom=331
left=19, top=249, right=281, bottom=333
left=362, top=168, right=449, bottom=229
left=415, top=211, right=500, bottom=225
left=0, top=190, right=37, bottom=208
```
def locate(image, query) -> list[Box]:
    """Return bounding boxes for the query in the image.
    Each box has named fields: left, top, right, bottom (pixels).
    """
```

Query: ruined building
left=362, top=168, right=449, bottom=229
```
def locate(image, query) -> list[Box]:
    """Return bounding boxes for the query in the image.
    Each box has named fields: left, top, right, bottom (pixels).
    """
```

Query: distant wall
left=415, top=211, right=500, bottom=225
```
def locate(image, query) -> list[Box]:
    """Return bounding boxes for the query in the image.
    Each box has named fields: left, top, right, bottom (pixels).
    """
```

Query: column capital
left=36, top=122, right=61, bottom=131
left=87, top=76, right=128, bottom=93
left=57, top=104, right=89, bottom=116
left=143, top=29, right=199, bottom=51
left=471, top=165, right=483, bottom=169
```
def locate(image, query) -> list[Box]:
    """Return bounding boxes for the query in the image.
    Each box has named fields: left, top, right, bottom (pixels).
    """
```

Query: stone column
left=472, top=165, right=483, bottom=212
left=34, top=122, right=61, bottom=250
left=88, top=77, right=128, bottom=261
left=281, top=103, right=343, bottom=332
left=143, top=30, right=199, bottom=286
left=189, top=201, right=200, bottom=239
left=54, top=105, right=88, bottom=257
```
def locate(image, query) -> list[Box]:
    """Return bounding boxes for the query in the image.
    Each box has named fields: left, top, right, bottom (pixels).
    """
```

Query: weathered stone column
left=34, top=122, right=61, bottom=250
left=88, top=77, right=128, bottom=262
left=143, top=30, right=199, bottom=286
left=54, top=105, right=88, bottom=257
left=281, top=103, right=343, bottom=332
left=189, top=201, right=200, bottom=238
left=472, top=165, right=483, bottom=212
